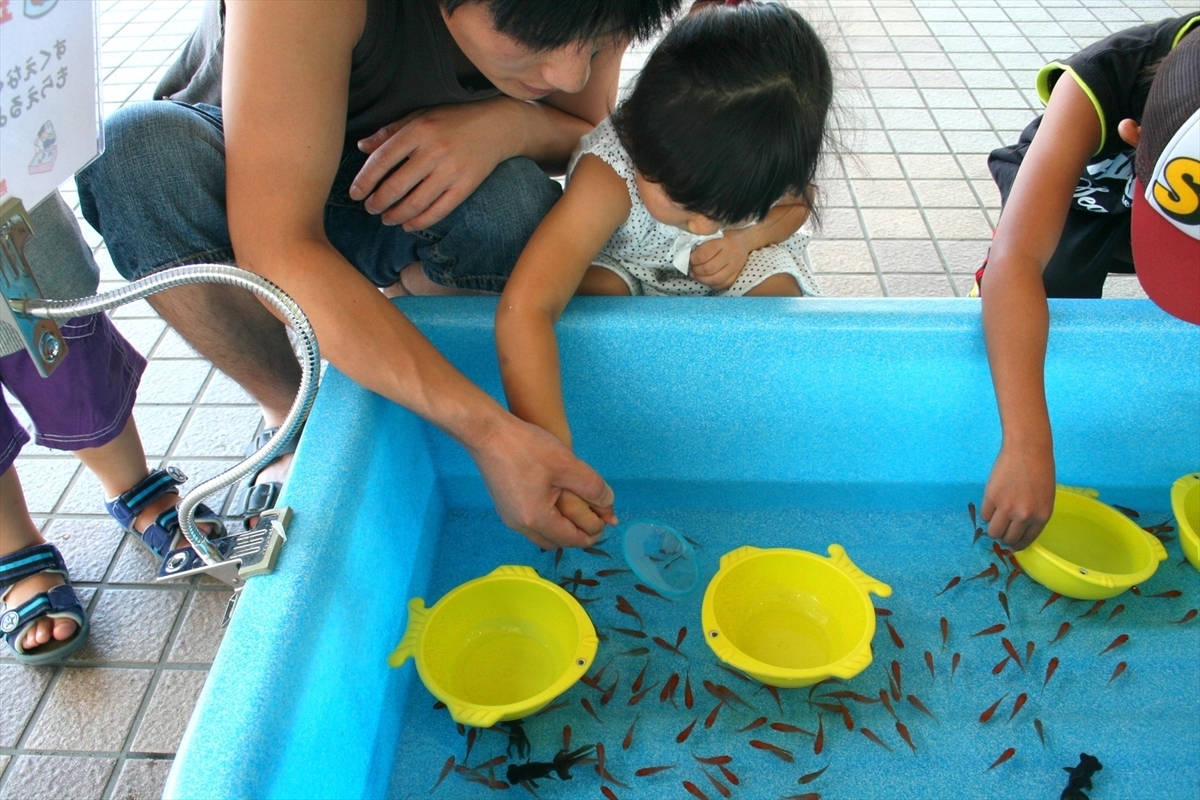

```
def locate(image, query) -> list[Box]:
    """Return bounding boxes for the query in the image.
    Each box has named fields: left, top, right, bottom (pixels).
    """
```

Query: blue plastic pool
left=165, top=299, right=1199, bottom=799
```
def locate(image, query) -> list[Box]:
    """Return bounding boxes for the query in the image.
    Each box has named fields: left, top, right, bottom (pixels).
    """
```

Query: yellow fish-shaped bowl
left=1172, top=473, right=1200, bottom=572
left=701, top=544, right=892, bottom=688
left=388, top=565, right=598, bottom=728
left=1014, top=486, right=1169, bottom=599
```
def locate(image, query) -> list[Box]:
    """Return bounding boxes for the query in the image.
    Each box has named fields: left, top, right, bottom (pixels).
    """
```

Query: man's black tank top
left=154, top=0, right=502, bottom=142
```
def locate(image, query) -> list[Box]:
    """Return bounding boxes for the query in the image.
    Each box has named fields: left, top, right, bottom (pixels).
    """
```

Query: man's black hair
left=438, top=0, right=684, bottom=51
left=612, top=2, right=833, bottom=225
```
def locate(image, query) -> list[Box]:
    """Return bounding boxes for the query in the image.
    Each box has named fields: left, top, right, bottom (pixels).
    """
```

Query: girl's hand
left=555, top=488, right=613, bottom=541
left=689, top=230, right=752, bottom=292
left=350, top=98, right=523, bottom=231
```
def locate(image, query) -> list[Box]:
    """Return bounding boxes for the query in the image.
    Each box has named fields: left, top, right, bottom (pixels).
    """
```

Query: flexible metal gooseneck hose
left=13, top=264, right=319, bottom=566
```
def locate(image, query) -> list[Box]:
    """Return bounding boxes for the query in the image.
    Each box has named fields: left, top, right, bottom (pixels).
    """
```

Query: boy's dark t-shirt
left=154, top=0, right=502, bottom=143
left=990, top=14, right=1200, bottom=216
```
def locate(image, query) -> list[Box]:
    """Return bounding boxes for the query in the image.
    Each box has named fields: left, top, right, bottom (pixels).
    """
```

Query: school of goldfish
left=414, top=502, right=1196, bottom=798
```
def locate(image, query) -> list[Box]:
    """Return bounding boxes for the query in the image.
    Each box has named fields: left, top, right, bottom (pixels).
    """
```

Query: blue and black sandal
left=105, top=467, right=226, bottom=559
left=230, top=424, right=304, bottom=530
left=0, top=543, right=90, bottom=665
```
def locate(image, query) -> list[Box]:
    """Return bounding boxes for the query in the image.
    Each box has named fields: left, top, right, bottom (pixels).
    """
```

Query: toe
left=53, top=617, right=78, bottom=642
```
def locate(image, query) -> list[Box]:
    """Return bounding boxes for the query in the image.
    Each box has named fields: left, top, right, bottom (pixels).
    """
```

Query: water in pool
left=387, top=487, right=1200, bottom=799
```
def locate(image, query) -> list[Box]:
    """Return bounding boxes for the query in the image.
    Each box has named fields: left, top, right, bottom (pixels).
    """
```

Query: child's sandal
left=104, top=467, right=226, bottom=559
left=0, top=543, right=90, bottom=665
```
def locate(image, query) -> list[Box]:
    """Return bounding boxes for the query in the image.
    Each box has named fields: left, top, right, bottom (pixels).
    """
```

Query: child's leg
left=744, top=273, right=802, bottom=296
left=577, top=265, right=634, bottom=296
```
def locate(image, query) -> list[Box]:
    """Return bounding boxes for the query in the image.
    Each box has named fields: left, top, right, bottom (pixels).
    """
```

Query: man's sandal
left=105, top=467, right=226, bottom=559
left=0, top=544, right=90, bottom=664
left=230, top=424, right=304, bottom=531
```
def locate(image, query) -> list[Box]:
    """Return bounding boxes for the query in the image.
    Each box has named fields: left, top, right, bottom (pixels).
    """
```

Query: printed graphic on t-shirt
left=1073, top=150, right=1135, bottom=214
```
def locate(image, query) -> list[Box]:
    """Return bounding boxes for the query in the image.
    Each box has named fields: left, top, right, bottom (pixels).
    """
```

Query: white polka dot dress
left=567, top=118, right=821, bottom=297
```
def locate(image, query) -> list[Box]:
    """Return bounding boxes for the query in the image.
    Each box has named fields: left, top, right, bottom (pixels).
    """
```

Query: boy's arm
left=980, top=75, right=1101, bottom=550
left=690, top=201, right=810, bottom=291
left=496, top=155, right=632, bottom=447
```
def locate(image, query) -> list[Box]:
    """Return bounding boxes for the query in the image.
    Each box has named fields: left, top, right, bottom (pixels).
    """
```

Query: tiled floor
left=1, top=0, right=1192, bottom=797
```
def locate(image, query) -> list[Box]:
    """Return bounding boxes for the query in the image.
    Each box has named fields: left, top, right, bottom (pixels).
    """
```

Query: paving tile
left=199, top=372, right=255, bottom=405
left=868, top=87, right=926, bottom=108
left=812, top=208, right=868, bottom=239
left=130, top=670, right=208, bottom=754
left=10, top=460, right=79, bottom=515
left=55, top=469, right=107, bottom=516
left=0, top=666, right=53, bottom=748
left=25, top=668, right=152, bottom=752
left=921, top=88, right=978, bottom=108
left=106, top=540, right=167, bottom=585
left=901, top=153, right=967, bottom=179
left=168, top=590, right=232, bottom=664
left=42, top=518, right=123, bottom=582
left=1101, top=274, right=1148, bottom=299
left=69, top=589, right=186, bottom=663
left=111, top=318, right=166, bottom=355
left=109, top=758, right=173, bottom=800
left=852, top=179, right=918, bottom=208
left=924, top=207, right=995, bottom=239
left=861, top=208, right=929, bottom=238
left=861, top=69, right=916, bottom=88
left=130, top=404, right=189, bottom=457
left=911, top=178, right=985, bottom=208
left=136, top=359, right=211, bottom=405
left=939, top=239, right=992, bottom=273
left=889, top=129, right=950, bottom=153
left=150, top=330, right=201, bottom=359
left=844, top=153, right=905, bottom=180
left=0, top=755, right=116, bottom=800
left=872, top=239, right=947, bottom=272
left=172, top=406, right=261, bottom=459
left=808, top=239, right=877, bottom=273
left=813, top=274, right=886, bottom=297
left=902, top=51, right=954, bottom=69
left=877, top=107, right=937, bottom=130
left=910, top=70, right=967, bottom=89
left=883, top=272, right=959, bottom=297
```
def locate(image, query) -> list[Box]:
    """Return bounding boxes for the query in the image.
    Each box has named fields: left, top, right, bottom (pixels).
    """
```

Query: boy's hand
left=981, top=443, right=1055, bottom=551
left=689, top=230, right=752, bottom=292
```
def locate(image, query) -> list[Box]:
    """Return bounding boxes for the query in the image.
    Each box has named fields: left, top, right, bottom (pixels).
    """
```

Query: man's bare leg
left=147, top=283, right=302, bottom=486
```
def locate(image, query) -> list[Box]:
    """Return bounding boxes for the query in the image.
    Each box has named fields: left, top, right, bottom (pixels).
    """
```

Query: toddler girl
left=495, top=1, right=833, bottom=531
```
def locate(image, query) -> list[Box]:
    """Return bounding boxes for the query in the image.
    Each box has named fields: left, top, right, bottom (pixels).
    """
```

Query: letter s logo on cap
left=1153, top=156, right=1200, bottom=227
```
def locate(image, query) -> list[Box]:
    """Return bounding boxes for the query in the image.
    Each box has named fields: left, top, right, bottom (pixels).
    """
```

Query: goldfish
left=623, top=717, right=637, bottom=750
left=1008, top=692, right=1027, bottom=722
left=615, top=596, right=643, bottom=627
left=986, top=747, right=1016, bottom=772
left=634, top=583, right=667, bottom=600
left=998, top=591, right=1011, bottom=621
left=896, top=721, right=917, bottom=754
left=1107, top=603, right=1126, bottom=622
left=581, top=697, right=603, bottom=723
left=992, top=656, right=1010, bottom=676
left=716, top=664, right=753, bottom=683
left=700, top=769, right=731, bottom=799
left=634, top=765, right=675, bottom=777
left=972, top=623, right=1006, bottom=637
left=879, top=690, right=897, bottom=720
left=758, top=683, right=783, bottom=713
left=660, top=673, right=680, bottom=704
left=1173, top=609, right=1198, bottom=624
left=925, top=650, right=936, bottom=681
left=430, top=756, right=455, bottom=793
left=951, top=652, right=962, bottom=680
left=906, top=694, right=937, bottom=721
left=940, top=617, right=950, bottom=649
left=612, top=627, right=647, bottom=639
left=814, top=715, right=825, bottom=755
left=631, top=661, right=648, bottom=694
left=799, top=764, right=829, bottom=784
left=677, top=716, right=698, bottom=744
left=860, top=728, right=892, bottom=752
left=596, top=568, right=631, bottom=578
left=1147, top=589, right=1182, bottom=598
left=684, top=672, right=694, bottom=709
left=771, top=722, right=816, bottom=736
left=1034, top=718, right=1045, bottom=745
left=886, top=621, right=905, bottom=649
left=1001, top=637, right=1024, bottom=671
left=1107, top=661, right=1128, bottom=686
left=1039, top=592, right=1063, bottom=613
left=693, top=755, right=732, bottom=765
left=1078, top=600, right=1106, bottom=619
left=749, top=739, right=794, bottom=762
left=682, top=781, right=709, bottom=800
left=935, top=576, right=962, bottom=596
left=704, top=702, right=722, bottom=729
left=1043, top=657, right=1059, bottom=690
left=1099, top=634, right=1129, bottom=655
left=979, top=693, right=1008, bottom=723
left=1051, top=621, right=1071, bottom=645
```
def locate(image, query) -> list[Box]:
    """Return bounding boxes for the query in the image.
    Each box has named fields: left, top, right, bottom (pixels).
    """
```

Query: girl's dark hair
left=612, top=2, right=833, bottom=225
left=439, top=0, right=682, bottom=51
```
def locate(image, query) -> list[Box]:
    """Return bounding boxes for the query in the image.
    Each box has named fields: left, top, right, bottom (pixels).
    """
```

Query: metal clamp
left=0, top=198, right=68, bottom=377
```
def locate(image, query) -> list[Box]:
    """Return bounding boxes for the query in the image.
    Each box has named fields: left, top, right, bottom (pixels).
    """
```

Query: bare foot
left=1, top=569, right=75, bottom=651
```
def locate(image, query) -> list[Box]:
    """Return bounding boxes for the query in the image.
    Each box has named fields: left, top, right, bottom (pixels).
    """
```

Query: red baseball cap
left=1132, top=31, right=1200, bottom=325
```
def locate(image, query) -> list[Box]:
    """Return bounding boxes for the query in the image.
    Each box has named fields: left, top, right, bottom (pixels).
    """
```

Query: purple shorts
left=0, top=314, right=146, bottom=473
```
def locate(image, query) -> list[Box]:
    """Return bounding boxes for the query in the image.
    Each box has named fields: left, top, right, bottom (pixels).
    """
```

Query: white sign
left=0, top=0, right=102, bottom=209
